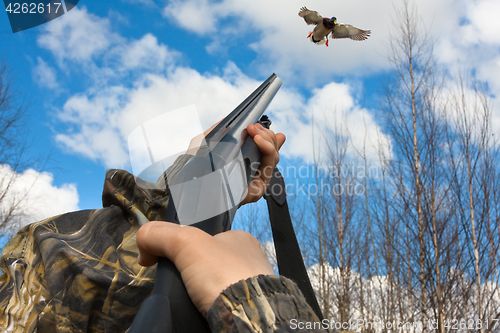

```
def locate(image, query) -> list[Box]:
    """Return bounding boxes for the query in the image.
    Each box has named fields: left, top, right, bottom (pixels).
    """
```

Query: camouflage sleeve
left=207, top=275, right=329, bottom=333
left=0, top=207, right=156, bottom=333
left=0, top=223, right=52, bottom=333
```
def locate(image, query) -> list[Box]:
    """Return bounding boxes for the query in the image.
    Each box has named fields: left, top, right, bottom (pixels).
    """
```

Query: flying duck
left=298, top=7, right=371, bottom=46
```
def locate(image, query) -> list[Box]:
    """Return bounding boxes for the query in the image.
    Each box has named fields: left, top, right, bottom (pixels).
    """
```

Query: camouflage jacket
left=0, top=163, right=325, bottom=332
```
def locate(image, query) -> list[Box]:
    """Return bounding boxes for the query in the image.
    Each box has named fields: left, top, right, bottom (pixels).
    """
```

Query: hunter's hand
left=136, top=222, right=274, bottom=317
left=240, top=123, right=286, bottom=205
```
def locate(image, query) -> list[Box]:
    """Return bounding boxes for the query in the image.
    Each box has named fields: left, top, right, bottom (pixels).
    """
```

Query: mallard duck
left=298, top=7, right=370, bottom=46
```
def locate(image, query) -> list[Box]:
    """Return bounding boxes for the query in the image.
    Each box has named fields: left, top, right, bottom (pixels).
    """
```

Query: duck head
left=323, top=16, right=337, bottom=29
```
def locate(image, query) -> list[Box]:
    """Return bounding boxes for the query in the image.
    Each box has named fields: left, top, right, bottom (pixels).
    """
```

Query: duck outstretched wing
left=331, top=24, right=371, bottom=41
left=298, top=7, right=323, bottom=25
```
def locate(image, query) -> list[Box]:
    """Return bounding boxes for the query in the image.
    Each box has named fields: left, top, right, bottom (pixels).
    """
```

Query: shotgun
left=129, top=73, right=282, bottom=333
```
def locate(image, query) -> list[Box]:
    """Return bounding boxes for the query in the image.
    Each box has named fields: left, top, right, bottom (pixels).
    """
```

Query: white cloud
left=0, top=164, right=79, bottom=233
left=32, top=57, right=59, bottom=89
left=54, top=63, right=260, bottom=168
left=35, top=7, right=184, bottom=168
left=163, top=0, right=221, bottom=35
left=116, top=33, right=180, bottom=71
left=56, top=128, right=127, bottom=167
left=37, top=6, right=120, bottom=65
left=435, top=0, right=500, bottom=136
left=55, top=85, right=130, bottom=166
left=37, top=7, right=177, bottom=75
left=462, top=0, right=500, bottom=45
left=54, top=61, right=389, bottom=172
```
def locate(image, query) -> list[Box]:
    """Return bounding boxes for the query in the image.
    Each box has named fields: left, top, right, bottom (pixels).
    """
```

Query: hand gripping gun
left=129, top=74, right=283, bottom=333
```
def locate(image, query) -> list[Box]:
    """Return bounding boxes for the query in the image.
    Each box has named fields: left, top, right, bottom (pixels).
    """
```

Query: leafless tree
left=381, top=1, right=437, bottom=329
left=444, top=72, right=500, bottom=332
left=0, top=59, right=36, bottom=233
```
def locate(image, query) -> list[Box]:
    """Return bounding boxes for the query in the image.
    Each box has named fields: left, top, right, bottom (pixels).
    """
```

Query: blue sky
left=0, top=0, right=499, bottom=242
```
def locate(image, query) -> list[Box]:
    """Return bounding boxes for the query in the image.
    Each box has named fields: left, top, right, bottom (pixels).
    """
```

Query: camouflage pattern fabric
left=0, top=154, right=192, bottom=333
left=208, top=275, right=329, bottom=333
